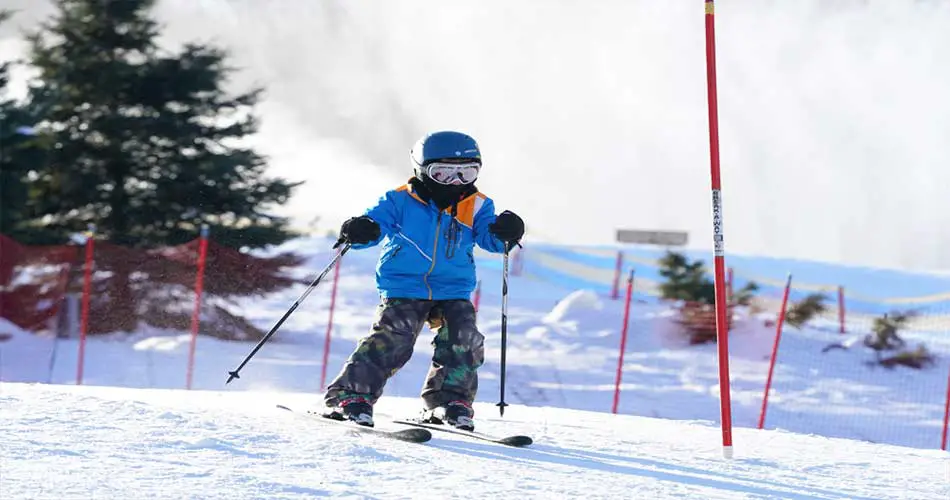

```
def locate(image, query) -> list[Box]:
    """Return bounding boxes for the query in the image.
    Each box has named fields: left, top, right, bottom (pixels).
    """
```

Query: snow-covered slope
left=3, top=236, right=950, bottom=452
left=1, top=382, right=946, bottom=500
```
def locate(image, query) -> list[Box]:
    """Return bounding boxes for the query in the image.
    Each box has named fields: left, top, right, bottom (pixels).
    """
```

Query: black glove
left=488, top=210, right=524, bottom=248
left=334, top=215, right=380, bottom=248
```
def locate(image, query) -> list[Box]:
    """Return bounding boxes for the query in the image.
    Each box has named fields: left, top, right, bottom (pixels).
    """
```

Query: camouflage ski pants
left=324, top=298, right=485, bottom=409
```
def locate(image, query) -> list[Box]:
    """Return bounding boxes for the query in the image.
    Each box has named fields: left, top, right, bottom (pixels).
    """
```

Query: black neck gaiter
left=410, top=177, right=477, bottom=211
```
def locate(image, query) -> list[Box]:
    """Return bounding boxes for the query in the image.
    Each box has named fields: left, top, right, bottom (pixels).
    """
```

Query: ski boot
left=324, top=394, right=374, bottom=427
left=422, top=401, right=475, bottom=431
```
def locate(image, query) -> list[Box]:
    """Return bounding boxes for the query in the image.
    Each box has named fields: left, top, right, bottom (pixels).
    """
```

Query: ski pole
left=226, top=244, right=351, bottom=384
left=496, top=243, right=513, bottom=416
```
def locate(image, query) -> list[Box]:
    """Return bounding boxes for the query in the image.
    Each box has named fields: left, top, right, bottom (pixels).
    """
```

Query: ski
left=392, top=418, right=533, bottom=447
left=276, top=405, right=432, bottom=443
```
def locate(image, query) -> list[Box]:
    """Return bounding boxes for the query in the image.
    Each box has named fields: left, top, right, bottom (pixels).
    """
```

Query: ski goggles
left=424, top=161, right=481, bottom=185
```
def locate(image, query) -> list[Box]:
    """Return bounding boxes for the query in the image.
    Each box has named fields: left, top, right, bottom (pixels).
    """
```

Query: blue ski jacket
left=353, top=182, right=507, bottom=300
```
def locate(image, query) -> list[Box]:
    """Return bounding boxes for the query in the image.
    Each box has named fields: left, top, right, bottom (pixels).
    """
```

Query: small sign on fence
left=615, top=229, right=688, bottom=247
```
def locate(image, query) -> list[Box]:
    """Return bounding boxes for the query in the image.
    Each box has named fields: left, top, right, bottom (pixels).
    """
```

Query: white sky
left=3, top=0, right=949, bottom=271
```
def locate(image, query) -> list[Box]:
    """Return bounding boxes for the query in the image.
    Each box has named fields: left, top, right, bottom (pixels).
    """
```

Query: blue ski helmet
left=410, top=131, right=482, bottom=180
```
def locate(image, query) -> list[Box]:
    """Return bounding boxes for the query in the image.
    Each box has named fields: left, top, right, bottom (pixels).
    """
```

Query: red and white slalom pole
left=186, top=224, right=210, bottom=390
left=704, top=0, right=735, bottom=458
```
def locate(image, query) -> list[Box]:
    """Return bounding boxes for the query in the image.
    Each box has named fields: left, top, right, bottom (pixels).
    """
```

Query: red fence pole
left=319, top=256, right=343, bottom=390
left=942, top=362, right=950, bottom=450
left=727, top=267, right=734, bottom=303
left=473, top=279, right=482, bottom=313
left=838, top=285, right=846, bottom=334
left=186, top=225, right=210, bottom=390
left=704, top=0, right=734, bottom=458
left=612, top=269, right=636, bottom=414
left=611, top=251, right=624, bottom=300
left=758, top=273, right=793, bottom=429
left=76, top=224, right=95, bottom=385
left=511, top=247, right=523, bottom=276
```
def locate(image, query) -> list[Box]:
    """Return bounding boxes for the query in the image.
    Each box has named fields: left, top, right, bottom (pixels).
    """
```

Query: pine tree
left=785, top=293, right=828, bottom=329
left=865, top=311, right=913, bottom=353
left=863, top=310, right=935, bottom=370
left=657, top=251, right=716, bottom=305
left=12, top=0, right=303, bottom=335
left=0, top=11, right=21, bottom=233
left=21, top=0, right=299, bottom=248
left=0, top=10, right=46, bottom=241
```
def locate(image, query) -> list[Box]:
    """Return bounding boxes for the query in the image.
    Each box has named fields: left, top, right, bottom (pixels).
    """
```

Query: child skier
left=322, top=130, right=524, bottom=431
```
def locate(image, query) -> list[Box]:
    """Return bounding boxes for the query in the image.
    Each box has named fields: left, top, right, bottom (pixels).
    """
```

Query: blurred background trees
left=16, top=0, right=299, bottom=248
left=1, top=1, right=305, bottom=337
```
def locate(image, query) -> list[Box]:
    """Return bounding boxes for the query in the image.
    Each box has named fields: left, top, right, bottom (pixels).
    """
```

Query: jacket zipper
left=423, top=212, right=442, bottom=300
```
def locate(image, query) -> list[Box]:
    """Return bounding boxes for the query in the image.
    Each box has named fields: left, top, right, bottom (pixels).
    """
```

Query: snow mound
left=543, top=289, right=603, bottom=324
left=132, top=334, right=192, bottom=352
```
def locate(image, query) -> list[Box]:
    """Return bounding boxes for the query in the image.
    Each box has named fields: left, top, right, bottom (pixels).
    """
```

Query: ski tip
left=396, top=428, right=433, bottom=443
left=276, top=404, right=292, bottom=412
left=498, top=435, right=533, bottom=447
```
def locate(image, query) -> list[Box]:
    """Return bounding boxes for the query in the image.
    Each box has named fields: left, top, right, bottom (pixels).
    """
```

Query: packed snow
left=2, top=383, right=947, bottom=500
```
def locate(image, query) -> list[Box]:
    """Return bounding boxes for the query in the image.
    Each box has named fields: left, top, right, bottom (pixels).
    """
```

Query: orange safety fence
left=0, top=233, right=305, bottom=340
left=0, top=234, right=77, bottom=333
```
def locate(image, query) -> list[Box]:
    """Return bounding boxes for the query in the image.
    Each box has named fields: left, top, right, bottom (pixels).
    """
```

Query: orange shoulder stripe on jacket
left=396, top=183, right=427, bottom=204
left=449, top=192, right=488, bottom=228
